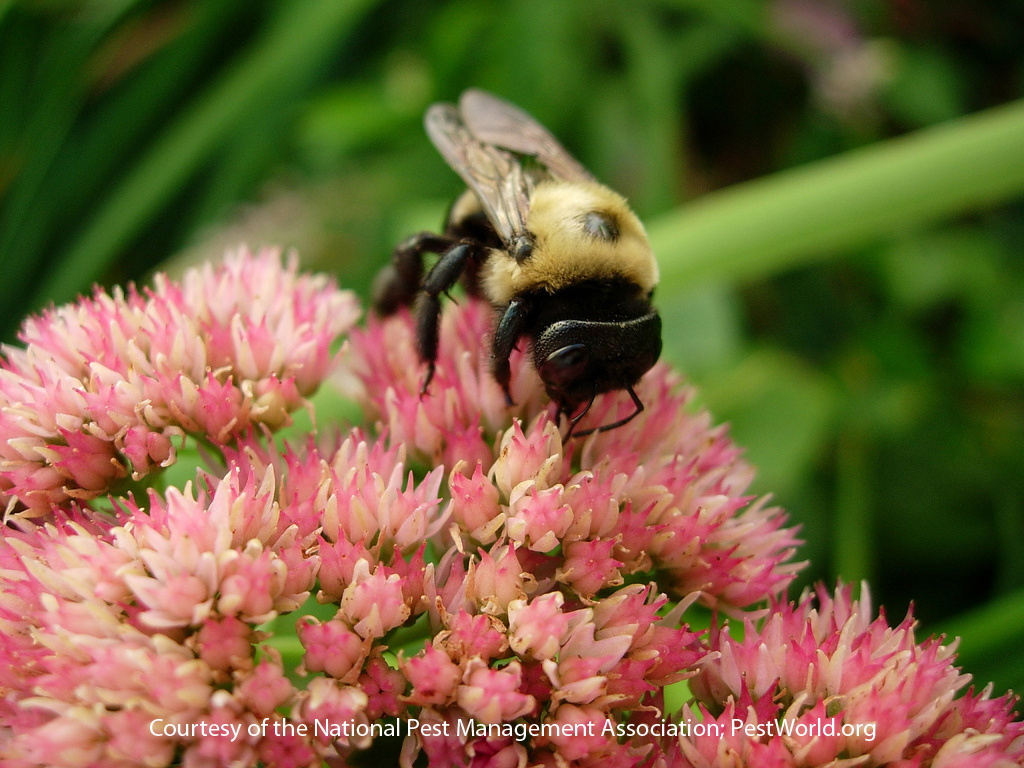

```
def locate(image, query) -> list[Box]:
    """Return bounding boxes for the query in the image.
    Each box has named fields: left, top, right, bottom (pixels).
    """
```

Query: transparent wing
left=425, top=103, right=531, bottom=245
left=459, top=88, right=595, bottom=183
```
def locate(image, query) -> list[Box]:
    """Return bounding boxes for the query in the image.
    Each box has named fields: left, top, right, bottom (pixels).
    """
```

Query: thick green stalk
left=832, top=427, right=874, bottom=585
left=649, top=99, right=1024, bottom=295
left=30, top=0, right=377, bottom=311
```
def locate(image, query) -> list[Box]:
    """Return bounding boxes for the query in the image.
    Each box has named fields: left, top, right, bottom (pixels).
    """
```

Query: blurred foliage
left=3, top=0, right=1024, bottom=692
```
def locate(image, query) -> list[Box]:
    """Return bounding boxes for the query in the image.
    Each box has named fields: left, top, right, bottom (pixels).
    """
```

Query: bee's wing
left=425, top=103, right=531, bottom=245
left=459, top=89, right=596, bottom=183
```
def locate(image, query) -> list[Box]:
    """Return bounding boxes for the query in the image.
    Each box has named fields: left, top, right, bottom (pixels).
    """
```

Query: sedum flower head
left=680, top=584, right=1024, bottom=768
left=0, top=246, right=358, bottom=516
left=1, top=251, right=1020, bottom=768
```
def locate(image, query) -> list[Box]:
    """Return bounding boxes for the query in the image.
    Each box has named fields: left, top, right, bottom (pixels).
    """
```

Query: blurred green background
left=2, top=0, right=1024, bottom=693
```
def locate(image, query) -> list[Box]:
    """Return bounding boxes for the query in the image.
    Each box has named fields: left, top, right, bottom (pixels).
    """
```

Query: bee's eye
left=540, top=344, right=589, bottom=387
left=582, top=211, right=619, bottom=241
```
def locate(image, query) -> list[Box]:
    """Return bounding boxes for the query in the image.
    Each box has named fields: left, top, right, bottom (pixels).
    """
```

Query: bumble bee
left=373, top=89, right=662, bottom=437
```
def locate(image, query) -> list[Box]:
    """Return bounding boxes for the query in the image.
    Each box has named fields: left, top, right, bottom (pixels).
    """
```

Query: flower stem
left=833, top=428, right=874, bottom=584
left=650, top=99, right=1024, bottom=294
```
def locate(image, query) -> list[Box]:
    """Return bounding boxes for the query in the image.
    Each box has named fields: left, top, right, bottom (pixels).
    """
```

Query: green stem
left=832, top=428, right=874, bottom=584
left=649, top=99, right=1024, bottom=295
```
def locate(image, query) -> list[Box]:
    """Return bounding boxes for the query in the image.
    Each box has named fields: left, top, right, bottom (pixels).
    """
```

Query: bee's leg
left=416, top=242, right=477, bottom=395
left=373, top=232, right=458, bottom=315
left=492, top=297, right=531, bottom=407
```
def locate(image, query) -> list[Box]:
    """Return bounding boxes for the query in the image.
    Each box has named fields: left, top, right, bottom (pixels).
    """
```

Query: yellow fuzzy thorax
left=479, top=180, right=658, bottom=305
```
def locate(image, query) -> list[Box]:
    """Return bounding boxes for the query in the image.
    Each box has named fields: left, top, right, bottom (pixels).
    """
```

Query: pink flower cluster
left=0, top=247, right=358, bottom=514
left=1, top=251, right=1021, bottom=768
left=0, top=470, right=315, bottom=768
left=679, top=585, right=1024, bottom=767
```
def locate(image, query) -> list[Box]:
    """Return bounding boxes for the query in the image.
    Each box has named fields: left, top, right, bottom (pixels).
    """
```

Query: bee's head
left=532, top=310, right=662, bottom=411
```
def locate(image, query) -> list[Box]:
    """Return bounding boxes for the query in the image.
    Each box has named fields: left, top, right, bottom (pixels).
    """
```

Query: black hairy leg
left=372, top=232, right=458, bottom=315
left=492, top=297, right=531, bottom=406
left=414, top=241, right=480, bottom=394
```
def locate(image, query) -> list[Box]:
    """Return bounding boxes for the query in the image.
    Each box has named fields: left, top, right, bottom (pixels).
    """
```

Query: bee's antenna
left=562, top=395, right=596, bottom=441
left=571, top=385, right=645, bottom=437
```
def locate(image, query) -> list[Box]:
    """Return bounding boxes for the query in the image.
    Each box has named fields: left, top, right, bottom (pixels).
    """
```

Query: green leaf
left=878, top=227, right=1003, bottom=312
left=961, top=290, right=1024, bottom=381
left=658, top=282, right=745, bottom=376
left=933, top=587, right=1024, bottom=693
left=28, top=0, right=381, bottom=314
left=882, top=43, right=967, bottom=127
left=0, top=0, right=249, bottom=337
left=697, top=347, right=838, bottom=495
